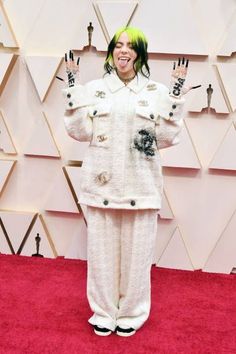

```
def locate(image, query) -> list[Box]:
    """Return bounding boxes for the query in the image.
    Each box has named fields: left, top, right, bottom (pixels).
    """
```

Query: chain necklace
left=122, top=76, right=136, bottom=85
left=117, top=72, right=136, bottom=86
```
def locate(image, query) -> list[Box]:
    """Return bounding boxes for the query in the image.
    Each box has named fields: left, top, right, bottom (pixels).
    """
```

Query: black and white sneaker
left=115, top=326, right=136, bottom=337
left=93, top=325, right=112, bottom=336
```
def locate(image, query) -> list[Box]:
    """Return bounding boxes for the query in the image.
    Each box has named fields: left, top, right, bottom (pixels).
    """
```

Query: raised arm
left=62, top=51, right=93, bottom=142
left=156, top=58, right=200, bottom=149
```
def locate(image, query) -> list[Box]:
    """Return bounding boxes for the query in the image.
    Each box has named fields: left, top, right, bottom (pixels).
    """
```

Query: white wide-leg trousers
left=86, top=206, right=158, bottom=331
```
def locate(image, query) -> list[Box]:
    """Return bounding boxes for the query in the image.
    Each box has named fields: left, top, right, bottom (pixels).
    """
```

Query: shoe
left=115, top=326, right=136, bottom=337
left=93, top=325, right=112, bottom=336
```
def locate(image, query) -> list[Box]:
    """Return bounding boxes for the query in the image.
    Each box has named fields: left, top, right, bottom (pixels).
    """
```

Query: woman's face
left=112, top=32, right=137, bottom=79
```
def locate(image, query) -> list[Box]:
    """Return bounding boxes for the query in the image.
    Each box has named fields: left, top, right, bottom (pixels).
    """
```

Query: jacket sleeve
left=62, top=84, right=95, bottom=142
left=155, top=85, right=185, bottom=150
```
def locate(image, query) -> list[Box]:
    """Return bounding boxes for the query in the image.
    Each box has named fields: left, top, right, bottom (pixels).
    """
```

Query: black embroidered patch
left=133, top=129, right=156, bottom=157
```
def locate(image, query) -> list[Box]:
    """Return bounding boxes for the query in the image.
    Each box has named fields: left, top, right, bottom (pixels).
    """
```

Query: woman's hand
left=169, top=57, right=201, bottom=98
left=65, top=50, right=80, bottom=87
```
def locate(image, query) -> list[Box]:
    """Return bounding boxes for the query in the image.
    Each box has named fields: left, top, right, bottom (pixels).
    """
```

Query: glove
left=169, top=57, right=201, bottom=98
left=65, top=50, right=80, bottom=87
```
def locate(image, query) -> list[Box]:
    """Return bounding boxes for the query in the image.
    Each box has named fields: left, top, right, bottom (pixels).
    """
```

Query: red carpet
left=0, top=254, right=235, bottom=354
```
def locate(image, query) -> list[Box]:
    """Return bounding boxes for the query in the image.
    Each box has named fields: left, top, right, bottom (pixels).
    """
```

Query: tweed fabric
left=86, top=207, right=158, bottom=331
left=63, top=72, right=184, bottom=210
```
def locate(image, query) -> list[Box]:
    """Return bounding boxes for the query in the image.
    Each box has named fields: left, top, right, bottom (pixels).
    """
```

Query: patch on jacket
left=146, top=83, right=157, bottom=91
left=95, top=171, right=111, bottom=185
left=95, top=90, right=106, bottom=98
left=138, top=99, right=149, bottom=106
left=133, top=128, right=157, bottom=158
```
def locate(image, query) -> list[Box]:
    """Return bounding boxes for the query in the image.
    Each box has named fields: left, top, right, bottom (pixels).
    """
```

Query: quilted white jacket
left=63, top=72, right=184, bottom=210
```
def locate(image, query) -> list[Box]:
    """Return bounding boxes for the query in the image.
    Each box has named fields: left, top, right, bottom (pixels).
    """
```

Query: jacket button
left=150, top=114, right=154, bottom=119
left=69, top=102, right=73, bottom=107
left=130, top=200, right=136, bottom=206
left=169, top=112, right=173, bottom=117
left=67, top=93, right=71, bottom=98
left=93, top=110, right=97, bottom=116
left=103, top=200, right=109, bottom=206
left=172, top=104, right=176, bottom=109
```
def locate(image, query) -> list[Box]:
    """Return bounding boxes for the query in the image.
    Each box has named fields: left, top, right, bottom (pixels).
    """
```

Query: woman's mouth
left=118, top=57, right=130, bottom=67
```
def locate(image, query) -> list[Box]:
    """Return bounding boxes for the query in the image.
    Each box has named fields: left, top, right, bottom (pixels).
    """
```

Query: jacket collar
left=104, top=71, right=149, bottom=94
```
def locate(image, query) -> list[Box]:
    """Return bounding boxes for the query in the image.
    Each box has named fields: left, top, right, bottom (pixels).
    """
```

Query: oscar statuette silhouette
left=32, top=233, right=44, bottom=257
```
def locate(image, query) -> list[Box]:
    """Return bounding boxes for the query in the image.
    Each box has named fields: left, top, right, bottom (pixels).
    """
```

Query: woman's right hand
left=65, top=50, right=80, bottom=87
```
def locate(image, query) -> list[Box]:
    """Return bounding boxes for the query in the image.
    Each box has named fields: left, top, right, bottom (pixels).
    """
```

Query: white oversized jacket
left=63, top=72, right=184, bottom=210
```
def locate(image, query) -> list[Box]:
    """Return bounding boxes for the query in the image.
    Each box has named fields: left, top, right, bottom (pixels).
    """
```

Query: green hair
left=104, top=27, right=150, bottom=78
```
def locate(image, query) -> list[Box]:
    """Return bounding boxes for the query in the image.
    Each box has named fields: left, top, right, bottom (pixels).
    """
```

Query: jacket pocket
left=136, top=106, right=159, bottom=123
left=89, top=102, right=111, bottom=148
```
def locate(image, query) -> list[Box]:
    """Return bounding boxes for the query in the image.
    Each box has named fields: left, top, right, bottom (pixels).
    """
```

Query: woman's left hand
left=169, top=57, right=201, bottom=98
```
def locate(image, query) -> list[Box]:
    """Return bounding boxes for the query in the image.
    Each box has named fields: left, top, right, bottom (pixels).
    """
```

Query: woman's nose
left=121, top=46, right=128, bottom=53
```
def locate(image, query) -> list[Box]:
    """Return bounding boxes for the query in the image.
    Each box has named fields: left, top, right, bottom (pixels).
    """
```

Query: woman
left=63, top=27, right=191, bottom=337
